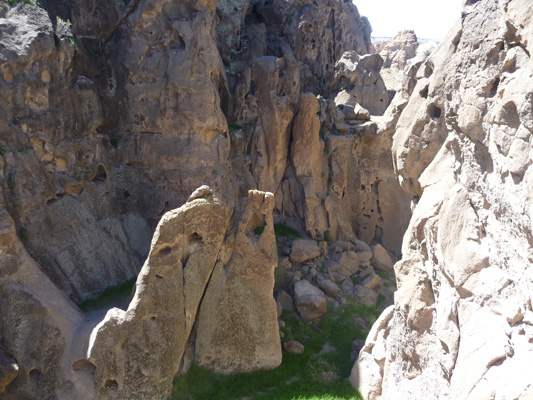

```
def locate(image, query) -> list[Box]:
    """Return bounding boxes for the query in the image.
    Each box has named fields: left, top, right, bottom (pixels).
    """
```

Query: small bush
left=110, top=138, right=119, bottom=149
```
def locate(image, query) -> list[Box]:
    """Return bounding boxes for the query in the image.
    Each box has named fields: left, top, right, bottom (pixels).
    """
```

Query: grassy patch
left=274, top=222, right=300, bottom=241
left=323, top=230, right=331, bottom=246
left=255, top=222, right=300, bottom=241
left=375, top=270, right=390, bottom=281
left=4, top=0, right=41, bottom=6
left=228, top=122, right=243, bottom=136
left=172, top=305, right=373, bottom=400
left=110, top=138, right=119, bottom=149
left=77, top=278, right=136, bottom=312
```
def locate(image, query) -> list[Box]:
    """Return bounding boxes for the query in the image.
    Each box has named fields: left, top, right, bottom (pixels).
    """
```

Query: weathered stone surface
left=371, top=244, right=394, bottom=273
left=195, top=190, right=282, bottom=374
left=294, top=280, right=327, bottom=321
left=361, top=274, right=381, bottom=290
left=86, top=189, right=280, bottom=398
left=355, top=1, right=533, bottom=399
left=354, top=285, right=378, bottom=307
left=0, top=348, right=18, bottom=394
left=87, top=191, right=231, bottom=400
left=333, top=51, right=390, bottom=115
left=290, top=239, right=321, bottom=264
left=283, top=340, right=305, bottom=355
left=376, top=30, right=419, bottom=71
left=291, top=93, right=329, bottom=237
left=0, top=192, right=85, bottom=400
left=260, top=0, right=371, bottom=95
left=317, top=277, right=341, bottom=297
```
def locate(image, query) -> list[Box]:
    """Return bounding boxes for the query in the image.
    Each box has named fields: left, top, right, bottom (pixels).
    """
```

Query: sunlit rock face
left=353, top=0, right=533, bottom=398
left=86, top=189, right=280, bottom=400
left=0, top=0, right=410, bottom=398
left=375, top=30, right=419, bottom=71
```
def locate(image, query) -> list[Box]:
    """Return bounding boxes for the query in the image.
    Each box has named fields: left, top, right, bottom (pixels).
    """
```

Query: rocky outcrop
left=0, top=347, right=18, bottom=395
left=84, top=189, right=280, bottom=399
left=0, top=0, right=412, bottom=398
left=0, top=190, right=85, bottom=400
left=333, top=51, right=390, bottom=116
left=195, top=190, right=281, bottom=374
left=375, top=30, right=419, bottom=71
left=354, top=0, right=533, bottom=398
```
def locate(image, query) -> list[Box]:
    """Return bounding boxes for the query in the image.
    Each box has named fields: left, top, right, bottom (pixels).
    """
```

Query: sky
left=354, top=0, right=464, bottom=40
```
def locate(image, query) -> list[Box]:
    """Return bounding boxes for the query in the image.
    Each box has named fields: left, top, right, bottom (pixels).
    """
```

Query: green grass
left=274, top=222, right=300, bottom=241
left=254, top=222, right=300, bottom=242
left=171, top=303, right=381, bottom=400
left=375, top=270, right=390, bottom=281
left=4, top=0, right=40, bottom=6
left=228, top=122, right=243, bottom=136
left=110, top=138, right=119, bottom=149
left=77, top=278, right=136, bottom=312
left=323, top=230, right=331, bottom=246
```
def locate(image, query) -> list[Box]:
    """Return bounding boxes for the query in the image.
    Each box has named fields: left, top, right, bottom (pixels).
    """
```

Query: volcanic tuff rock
left=375, top=30, right=419, bottom=71
left=0, top=0, right=413, bottom=398
left=0, top=187, right=280, bottom=400
left=353, top=0, right=533, bottom=398
left=82, top=189, right=281, bottom=399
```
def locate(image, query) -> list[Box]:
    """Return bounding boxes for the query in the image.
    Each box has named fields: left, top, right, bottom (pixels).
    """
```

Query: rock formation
left=375, top=30, right=419, bottom=71
left=0, top=0, right=415, bottom=398
left=353, top=0, right=533, bottom=398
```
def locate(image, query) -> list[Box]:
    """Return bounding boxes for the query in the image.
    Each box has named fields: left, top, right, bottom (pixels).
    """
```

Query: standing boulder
left=195, top=190, right=282, bottom=373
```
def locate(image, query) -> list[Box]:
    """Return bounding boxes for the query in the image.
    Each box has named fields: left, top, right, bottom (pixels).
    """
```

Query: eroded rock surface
left=85, top=189, right=280, bottom=399
left=354, top=1, right=533, bottom=398
left=375, top=30, right=419, bottom=71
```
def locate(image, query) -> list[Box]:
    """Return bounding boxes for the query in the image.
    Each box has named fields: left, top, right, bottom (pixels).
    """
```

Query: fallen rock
left=357, top=251, right=373, bottom=263
left=333, top=240, right=354, bottom=252
left=290, top=239, right=322, bottom=264
left=362, top=274, right=381, bottom=290
left=371, top=244, right=394, bottom=273
left=359, top=265, right=375, bottom=281
left=354, top=285, right=378, bottom=307
left=332, top=251, right=361, bottom=276
left=317, top=277, right=341, bottom=297
left=294, top=280, right=327, bottom=320
left=341, top=279, right=356, bottom=296
left=283, top=340, right=305, bottom=355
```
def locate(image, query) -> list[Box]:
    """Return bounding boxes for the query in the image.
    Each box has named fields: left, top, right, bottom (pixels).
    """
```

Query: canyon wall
left=0, top=0, right=410, bottom=398
left=353, top=0, right=533, bottom=398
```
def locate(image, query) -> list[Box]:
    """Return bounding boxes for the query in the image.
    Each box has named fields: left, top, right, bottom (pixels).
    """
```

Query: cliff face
left=0, top=0, right=410, bottom=398
left=353, top=0, right=533, bottom=398
left=0, top=0, right=401, bottom=303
